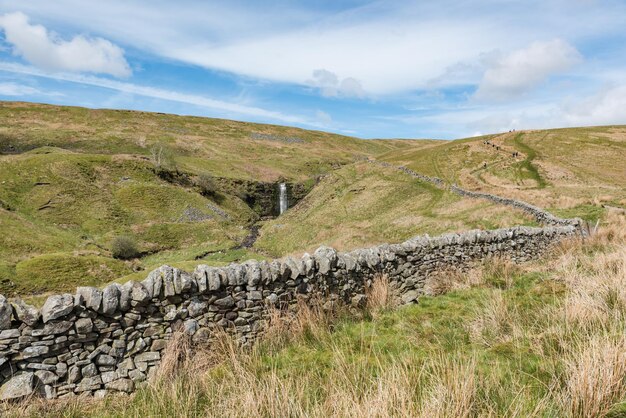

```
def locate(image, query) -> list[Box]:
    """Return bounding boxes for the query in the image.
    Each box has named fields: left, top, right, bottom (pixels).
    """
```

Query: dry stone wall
left=0, top=225, right=582, bottom=400
left=449, top=186, right=581, bottom=227
left=0, top=161, right=587, bottom=401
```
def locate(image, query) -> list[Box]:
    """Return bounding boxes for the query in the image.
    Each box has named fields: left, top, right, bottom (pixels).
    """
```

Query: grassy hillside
left=2, top=101, right=624, bottom=298
left=0, top=101, right=412, bottom=182
left=255, top=161, right=537, bottom=256
left=0, top=102, right=421, bottom=296
left=380, top=127, right=626, bottom=221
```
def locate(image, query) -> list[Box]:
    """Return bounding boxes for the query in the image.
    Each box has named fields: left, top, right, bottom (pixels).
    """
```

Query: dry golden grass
left=418, top=357, right=477, bottom=418
left=558, top=337, right=626, bottom=418
left=366, top=273, right=396, bottom=315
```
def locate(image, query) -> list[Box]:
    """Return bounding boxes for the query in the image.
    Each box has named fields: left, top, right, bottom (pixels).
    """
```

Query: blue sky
left=0, top=0, right=625, bottom=139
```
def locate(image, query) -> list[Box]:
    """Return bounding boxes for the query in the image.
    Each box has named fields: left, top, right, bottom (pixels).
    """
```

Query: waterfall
left=278, top=183, right=288, bottom=214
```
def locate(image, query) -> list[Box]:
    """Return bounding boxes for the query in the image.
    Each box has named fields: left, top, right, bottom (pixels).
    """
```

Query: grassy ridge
left=0, top=101, right=412, bottom=182
left=381, top=127, right=626, bottom=219
left=2, top=102, right=625, bottom=298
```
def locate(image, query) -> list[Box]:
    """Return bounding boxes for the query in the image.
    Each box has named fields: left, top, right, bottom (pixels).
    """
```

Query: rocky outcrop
left=214, top=178, right=310, bottom=217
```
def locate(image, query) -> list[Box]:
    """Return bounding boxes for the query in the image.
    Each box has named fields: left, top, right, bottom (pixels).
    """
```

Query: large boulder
left=41, top=294, right=74, bottom=323
left=0, top=372, right=35, bottom=400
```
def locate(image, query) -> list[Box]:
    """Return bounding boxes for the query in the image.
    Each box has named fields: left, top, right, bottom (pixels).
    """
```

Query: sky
left=0, top=1, right=625, bottom=139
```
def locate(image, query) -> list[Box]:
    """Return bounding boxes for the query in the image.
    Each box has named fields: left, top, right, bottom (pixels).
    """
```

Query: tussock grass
left=366, top=273, right=396, bottom=315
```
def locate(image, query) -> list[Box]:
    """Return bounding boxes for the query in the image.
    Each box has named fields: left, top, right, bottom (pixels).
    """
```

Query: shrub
left=111, top=235, right=140, bottom=260
left=149, top=145, right=176, bottom=170
left=196, top=174, right=217, bottom=196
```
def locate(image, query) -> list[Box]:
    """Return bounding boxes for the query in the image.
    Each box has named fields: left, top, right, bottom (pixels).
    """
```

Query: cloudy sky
left=0, top=0, right=625, bottom=139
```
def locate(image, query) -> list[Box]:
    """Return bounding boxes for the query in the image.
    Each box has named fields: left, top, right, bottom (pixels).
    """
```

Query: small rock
left=40, top=320, right=73, bottom=335
left=35, top=370, right=58, bottom=385
left=214, top=295, right=234, bottom=308
left=0, top=328, right=20, bottom=339
left=77, top=287, right=103, bottom=311
left=0, top=295, right=12, bottom=329
left=94, top=389, right=109, bottom=398
left=118, top=282, right=132, bottom=311
left=101, top=284, right=120, bottom=315
left=81, top=363, right=97, bottom=378
left=401, top=290, right=419, bottom=304
left=75, top=375, right=102, bottom=392
left=192, top=327, right=211, bottom=343
left=21, top=345, right=49, bottom=359
left=96, top=354, right=117, bottom=366
left=188, top=300, right=207, bottom=317
left=101, top=371, right=119, bottom=384
left=134, top=351, right=160, bottom=362
left=183, top=319, right=198, bottom=335
left=150, top=339, right=168, bottom=351
left=174, top=270, right=194, bottom=294
left=106, top=378, right=134, bottom=393
left=130, top=281, right=150, bottom=303
left=128, top=369, right=146, bottom=382
left=67, top=366, right=81, bottom=383
left=351, top=294, right=367, bottom=308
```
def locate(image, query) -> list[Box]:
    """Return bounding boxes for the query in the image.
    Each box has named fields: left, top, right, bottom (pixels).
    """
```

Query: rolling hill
left=0, top=101, right=624, bottom=298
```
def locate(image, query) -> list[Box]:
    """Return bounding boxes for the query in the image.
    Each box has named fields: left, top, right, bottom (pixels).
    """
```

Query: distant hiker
left=483, top=162, right=487, bottom=169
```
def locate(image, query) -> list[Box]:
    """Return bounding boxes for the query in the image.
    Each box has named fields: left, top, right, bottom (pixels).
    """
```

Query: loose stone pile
left=0, top=223, right=583, bottom=401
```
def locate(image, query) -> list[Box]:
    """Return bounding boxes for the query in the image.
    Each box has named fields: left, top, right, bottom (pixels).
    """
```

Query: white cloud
left=0, top=81, right=39, bottom=95
left=0, top=12, right=131, bottom=77
left=1, top=1, right=623, bottom=97
left=475, top=39, right=582, bottom=101
left=308, top=69, right=365, bottom=98
left=399, top=80, right=626, bottom=137
left=561, top=84, right=626, bottom=126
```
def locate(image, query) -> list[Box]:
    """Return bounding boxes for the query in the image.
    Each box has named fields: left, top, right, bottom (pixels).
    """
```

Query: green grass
left=2, top=102, right=625, bottom=297
left=11, top=253, right=132, bottom=295
left=550, top=204, right=606, bottom=223
left=512, top=133, right=548, bottom=188
left=0, top=102, right=426, bottom=295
